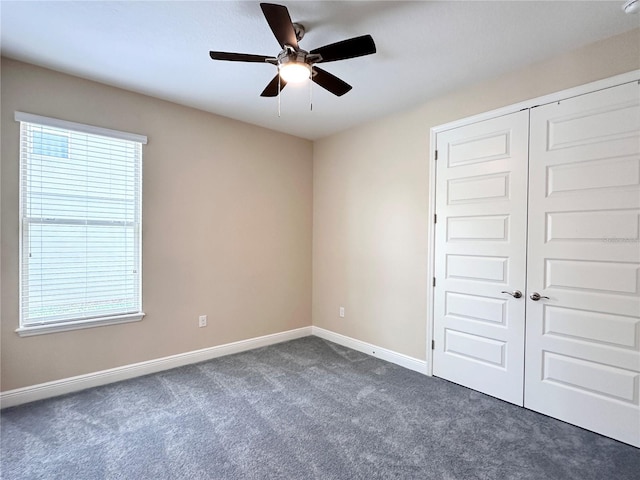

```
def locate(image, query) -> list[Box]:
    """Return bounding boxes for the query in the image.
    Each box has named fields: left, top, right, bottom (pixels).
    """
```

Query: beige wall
left=312, top=28, right=640, bottom=361
left=1, top=58, right=313, bottom=391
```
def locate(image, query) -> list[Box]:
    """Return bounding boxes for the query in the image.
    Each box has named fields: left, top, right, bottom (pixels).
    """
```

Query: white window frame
left=15, top=112, right=147, bottom=336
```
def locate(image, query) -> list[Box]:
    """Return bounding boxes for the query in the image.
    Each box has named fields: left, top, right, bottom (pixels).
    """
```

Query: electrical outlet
left=198, top=315, right=207, bottom=328
left=339, top=307, right=345, bottom=318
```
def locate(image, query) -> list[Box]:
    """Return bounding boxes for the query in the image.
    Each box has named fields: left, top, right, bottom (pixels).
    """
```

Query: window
left=16, top=112, right=147, bottom=336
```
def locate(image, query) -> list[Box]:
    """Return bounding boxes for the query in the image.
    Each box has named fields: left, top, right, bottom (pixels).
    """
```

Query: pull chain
left=309, top=73, right=313, bottom=112
left=278, top=72, right=281, bottom=118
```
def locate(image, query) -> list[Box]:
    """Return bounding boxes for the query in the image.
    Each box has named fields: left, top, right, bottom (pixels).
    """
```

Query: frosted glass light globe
left=279, top=62, right=311, bottom=83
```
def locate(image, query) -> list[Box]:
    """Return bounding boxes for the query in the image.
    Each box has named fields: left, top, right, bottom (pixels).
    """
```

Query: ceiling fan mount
left=209, top=3, right=376, bottom=97
left=292, top=22, right=305, bottom=42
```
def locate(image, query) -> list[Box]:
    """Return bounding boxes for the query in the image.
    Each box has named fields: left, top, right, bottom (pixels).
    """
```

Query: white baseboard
left=311, top=326, right=429, bottom=375
left=0, top=326, right=312, bottom=409
left=1, top=325, right=428, bottom=409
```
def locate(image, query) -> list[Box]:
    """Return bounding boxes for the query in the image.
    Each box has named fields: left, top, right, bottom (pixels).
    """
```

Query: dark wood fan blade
left=209, top=51, right=275, bottom=63
left=310, top=35, right=376, bottom=63
left=260, top=74, right=288, bottom=97
left=260, top=3, right=298, bottom=49
left=311, top=67, right=352, bottom=96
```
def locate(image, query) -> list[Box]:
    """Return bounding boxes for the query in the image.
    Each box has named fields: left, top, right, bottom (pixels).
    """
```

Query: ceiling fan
left=209, top=3, right=376, bottom=97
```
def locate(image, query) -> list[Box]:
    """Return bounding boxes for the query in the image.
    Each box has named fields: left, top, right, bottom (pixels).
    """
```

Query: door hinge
left=434, top=150, right=438, bottom=161
left=434, top=213, right=437, bottom=224
left=433, top=277, right=436, bottom=287
left=431, top=340, right=435, bottom=350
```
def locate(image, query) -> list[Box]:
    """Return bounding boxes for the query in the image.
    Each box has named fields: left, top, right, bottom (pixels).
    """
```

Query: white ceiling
left=1, top=1, right=638, bottom=140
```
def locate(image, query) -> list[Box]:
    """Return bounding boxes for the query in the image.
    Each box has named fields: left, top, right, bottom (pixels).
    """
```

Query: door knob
left=501, top=290, right=522, bottom=299
left=530, top=292, right=549, bottom=301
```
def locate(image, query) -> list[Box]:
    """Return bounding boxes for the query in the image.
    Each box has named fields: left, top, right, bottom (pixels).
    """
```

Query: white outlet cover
left=339, top=307, right=345, bottom=318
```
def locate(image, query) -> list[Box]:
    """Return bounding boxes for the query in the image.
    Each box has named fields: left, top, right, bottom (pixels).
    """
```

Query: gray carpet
left=1, top=337, right=638, bottom=479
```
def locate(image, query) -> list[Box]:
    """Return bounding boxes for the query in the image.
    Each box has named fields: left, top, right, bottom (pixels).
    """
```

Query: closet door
left=525, top=81, right=640, bottom=447
left=433, top=111, right=529, bottom=405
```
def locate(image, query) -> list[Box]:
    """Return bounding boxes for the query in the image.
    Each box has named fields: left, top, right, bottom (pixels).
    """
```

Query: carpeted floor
left=1, top=336, right=638, bottom=479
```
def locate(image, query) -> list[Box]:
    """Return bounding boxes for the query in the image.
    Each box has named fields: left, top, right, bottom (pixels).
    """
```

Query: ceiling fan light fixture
left=622, top=0, right=639, bottom=13
left=209, top=3, right=376, bottom=97
left=279, top=61, right=311, bottom=83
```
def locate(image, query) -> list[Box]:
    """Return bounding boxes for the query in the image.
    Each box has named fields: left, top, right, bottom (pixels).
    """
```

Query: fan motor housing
left=276, top=47, right=322, bottom=69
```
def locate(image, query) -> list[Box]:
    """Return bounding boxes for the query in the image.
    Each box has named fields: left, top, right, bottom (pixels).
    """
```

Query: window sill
left=15, top=313, right=145, bottom=337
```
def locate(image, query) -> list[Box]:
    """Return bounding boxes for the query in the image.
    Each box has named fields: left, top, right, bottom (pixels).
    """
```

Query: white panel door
left=525, top=81, right=640, bottom=447
left=433, top=111, right=529, bottom=405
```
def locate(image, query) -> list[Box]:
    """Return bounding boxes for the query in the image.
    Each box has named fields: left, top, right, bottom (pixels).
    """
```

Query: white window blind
left=17, top=112, right=146, bottom=332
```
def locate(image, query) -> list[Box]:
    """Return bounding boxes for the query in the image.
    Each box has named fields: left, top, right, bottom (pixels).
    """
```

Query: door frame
left=426, top=70, right=640, bottom=376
